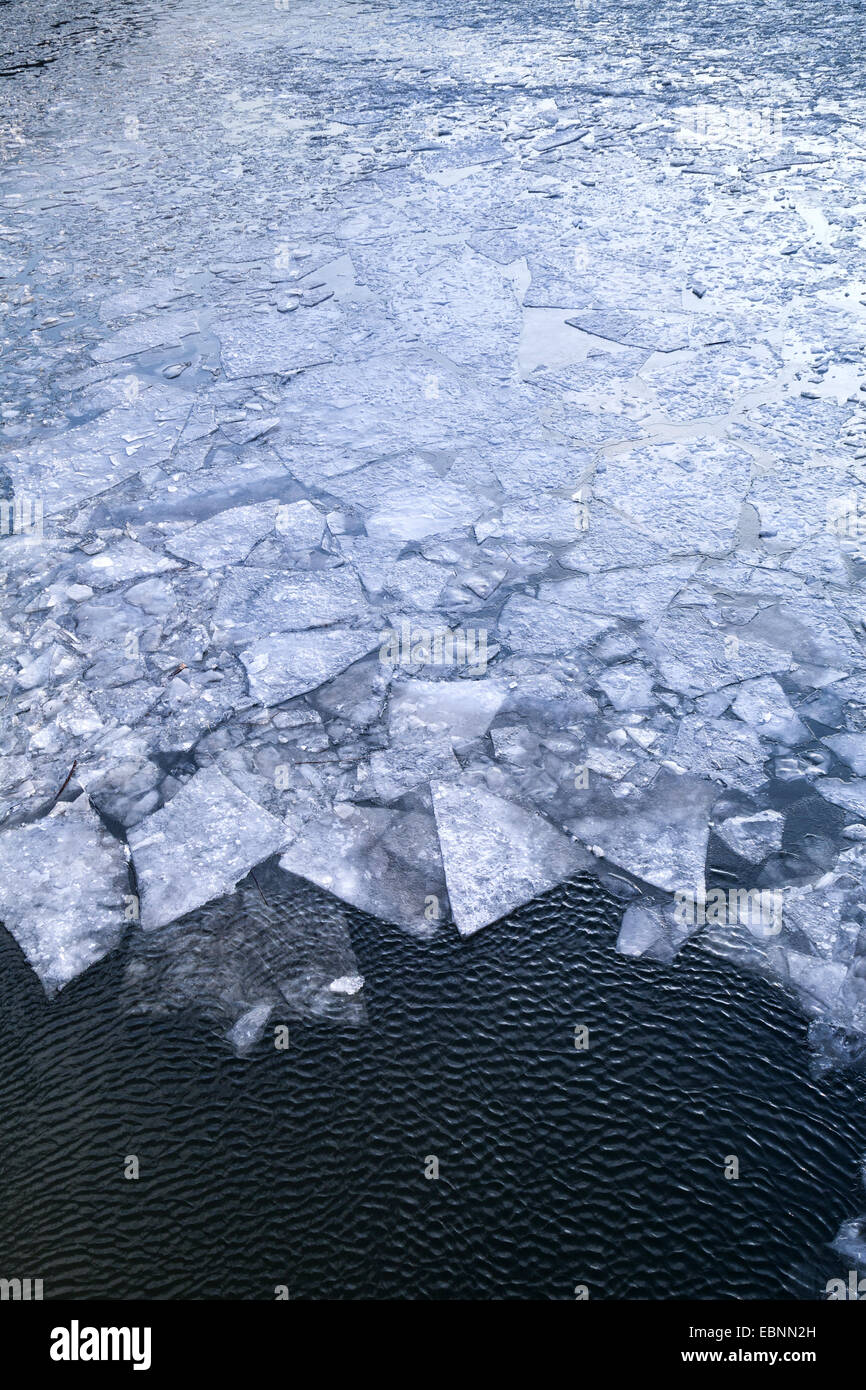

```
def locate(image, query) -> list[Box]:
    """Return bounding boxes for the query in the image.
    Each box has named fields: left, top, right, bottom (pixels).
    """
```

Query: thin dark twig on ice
left=249, top=868, right=269, bottom=906
left=47, top=759, right=78, bottom=812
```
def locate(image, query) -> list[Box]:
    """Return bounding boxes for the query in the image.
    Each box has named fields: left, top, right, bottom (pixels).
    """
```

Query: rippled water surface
left=0, top=876, right=864, bottom=1299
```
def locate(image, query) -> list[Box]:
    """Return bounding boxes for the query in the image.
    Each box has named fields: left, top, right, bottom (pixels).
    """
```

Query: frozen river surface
left=1, top=0, right=866, bottom=1108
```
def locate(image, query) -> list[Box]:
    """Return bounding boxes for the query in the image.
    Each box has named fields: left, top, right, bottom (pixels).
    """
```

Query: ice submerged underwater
left=4, top=1, right=866, bottom=1271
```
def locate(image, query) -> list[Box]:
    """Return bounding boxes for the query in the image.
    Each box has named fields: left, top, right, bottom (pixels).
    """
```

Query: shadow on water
left=0, top=874, right=864, bottom=1299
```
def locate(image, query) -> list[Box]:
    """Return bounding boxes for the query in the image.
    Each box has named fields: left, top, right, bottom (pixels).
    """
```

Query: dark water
left=0, top=875, right=864, bottom=1300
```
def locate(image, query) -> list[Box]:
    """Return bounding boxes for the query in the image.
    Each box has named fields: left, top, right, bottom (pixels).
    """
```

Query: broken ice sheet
left=786, top=953, right=849, bottom=1014
left=645, top=606, right=791, bottom=697
left=560, top=503, right=675, bottom=573
left=365, top=736, right=460, bottom=803
left=128, top=765, right=289, bottom=929
left=227, top=1003, right=273, bottom=1056
left=213, top=565, right=369, bottom=646
left=541, top=561, right=697, bottom=625
left=240, top=628, right=381, bottom=705
left=596, top=662, right=655, bottom=711
left=7, top=0, right=866, bottom=1091
left=212, top=305, right=346, bottom=378
left=273, top=353, right=496, bottom=477
left=345, top=537, right=450, bottom=609
left=431, top=781, right=593, bottom=936
left=90, top=310, right=201, bottom=363
left=165, top=501, right=282, bottom=569
left=498, top=594, right=614, bottom=656
left=670, top=715, right=768, bottom=791
left=832, top=1218, right=866, bottom=1273
left=383, top=248, right=521, bottom=370
left=5, top=389, right=188, bottom=515
left=364, top=478, right=487, bottom=544
left=822, top=733, right=866, bottom=777
left=280, top=805, right=446, bottom=938
left=565, top=309, right=735, bottom=354
left=817, top=779, right=866, bottom=818
left=592, top=437, right=752, bottom=556
left=568, top=770, right=718, bottom=896
left=475, top=491, right=588, bottom=548
left=639, top=343, right=781, bottom=421
left=616, top=901, right=669, bottom=958
left=0, top=795, right=128, bottom=995
left=731, top=676, right=809, bottom=746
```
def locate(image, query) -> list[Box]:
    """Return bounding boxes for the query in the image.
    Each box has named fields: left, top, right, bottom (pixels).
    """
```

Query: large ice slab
left=166, top=502, right=281, bottom=569
left=498, top=595, right=614, bottom=656
left=214, top=566, right=369, bottom=645
left=212, top=306, right=345, bottom=378
left=388, top=677, right=507, bottom=746
left=280, top=804, right=446, bottom=937
left=592, top=438, right=752, bottom=556
left=75, top=539, right=180, bottom=588
left=0, top=796, right=128, bottom=995
left=5, top=391, right=187, bottom=515
left=240, top=628, right=381, bottom=705
left=431, top=781, right=591, bottom=936
left=817, top=779, right=866, bottom=818
left=128, top=766, right=289, bottom=929
left=568, top=772, right=718, bottom=896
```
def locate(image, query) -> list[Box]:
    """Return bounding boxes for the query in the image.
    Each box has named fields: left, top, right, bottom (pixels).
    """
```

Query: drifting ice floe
left=2, top=0, right=866, bottom=1067
left=432, top=782, right=592, bottom=936
left=129, top=766, right=288, bottom=929
left=280, top=803, right=446, bottom=937
left=0, top=795, right=128, bottom=995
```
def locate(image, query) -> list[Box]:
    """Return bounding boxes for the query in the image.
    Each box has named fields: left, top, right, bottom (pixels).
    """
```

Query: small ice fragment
left=714, top=809, right=785, bottom=862
left=226, top=1002, right=273, bottom=1056
left=616, top=903, right=666, bottom=957
left=329, top=974, right=364, bottom=995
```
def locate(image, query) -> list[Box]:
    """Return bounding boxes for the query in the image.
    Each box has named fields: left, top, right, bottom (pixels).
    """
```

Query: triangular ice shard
left=431, top=781, right=591, bottom=936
